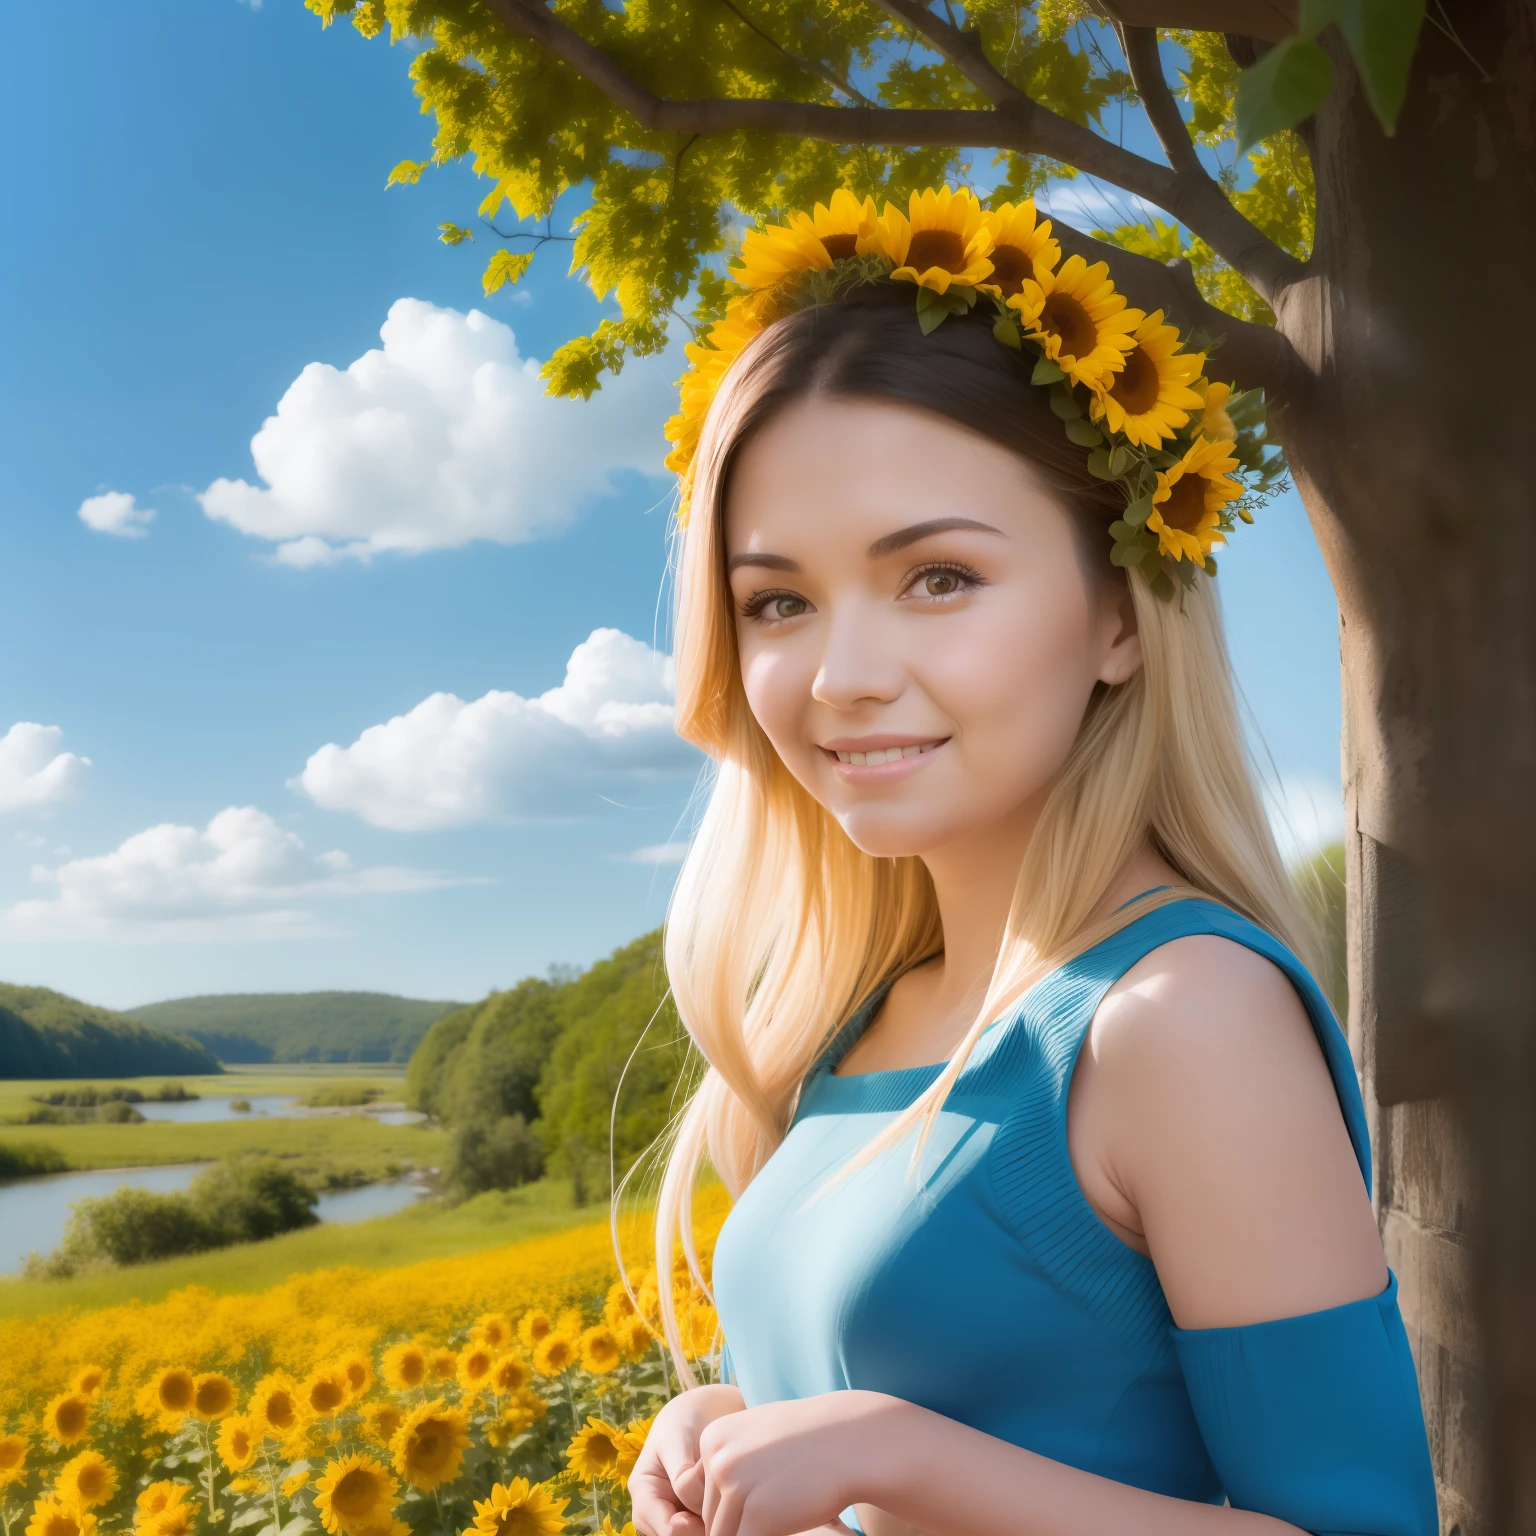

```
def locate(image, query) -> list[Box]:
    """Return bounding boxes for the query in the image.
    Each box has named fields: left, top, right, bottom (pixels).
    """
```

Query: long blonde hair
left=634, top=292, right=1322, bottom=1383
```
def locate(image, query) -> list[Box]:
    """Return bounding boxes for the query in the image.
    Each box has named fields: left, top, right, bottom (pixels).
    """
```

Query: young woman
left=626, top=188, right=1437, bottom=1536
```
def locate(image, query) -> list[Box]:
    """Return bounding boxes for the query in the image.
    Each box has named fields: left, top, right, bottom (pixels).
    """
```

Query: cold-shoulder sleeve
left=1170, top=1270, right=1437, bottom=1536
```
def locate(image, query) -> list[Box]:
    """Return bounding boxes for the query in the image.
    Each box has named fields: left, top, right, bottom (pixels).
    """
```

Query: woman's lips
left=820, top=738, right=949, bottom=781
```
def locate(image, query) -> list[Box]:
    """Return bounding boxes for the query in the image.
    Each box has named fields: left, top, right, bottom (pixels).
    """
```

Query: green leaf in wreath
left=1049, top=388, right=1083, bottom=422
left=1030, top=357, right=1066, bottom=386
left=1086, top=448, right=1114, bottom=480
left=1064, top=419, right=1104, bottom=447
left=1124, top=494, right=1154, bottom=526
left=992, top=316, right=1022, bottom=349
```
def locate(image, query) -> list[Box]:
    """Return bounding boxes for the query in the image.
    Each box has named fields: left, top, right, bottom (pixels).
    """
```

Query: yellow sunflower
left=248, top=1373, right=305, bottom=1440
left=137, top=1367, right=196, bottom=1431
left=1147, top=436, right=1243, bottom=562
left=192, top=1372, right=236, bottom=1422
left=25, top=1497, right=95, bottom=1536
left=134, top=1484, right=189, bottom=1523
left=380, top=1342, right=428, bottom=1392
left=871, top=185, right=995, bottom=295
left=616, top=1315, right=654, bottom=1361
left=603, top=1281, right=638, bottom=1326
left=41, top=1393, right=90, bottom=1447
left=148, top=1502, right=196, bottom=1536
left=490, top=1353, right=530, bottom=1394
left=338, top=1353, right=374, bottom=1402
left=216, top=1415, right=259, bottom=1473
left=1088, top=309, right=1205, bottom=448
left=615, top=1414, right=655, bottom=1480
left=314, top=1454, right=398, bottom=1536
left=531, top=1329, right=580, bottom=1378
left=1190, top=377, right=1237, bottom=443
left=730, top=188, right=879, bottom=290
left=977, top=199, right=1060, bottom=298
left=680, top=1300, right=720, bottom=1360
left=484, top=1391, right=546, bottom=1448
left=471, top=1313, right=514, bottom=1351
left=54, top=1452, right=116, bottom=1509
left=469, top=1478, right=570, bottom=1536
left=361, top=1403, right=405, bottom=1451
left=662, top=293, right=770, bottom=480
left=0, top=1433, right=27, bottom=1487
left=578, top=1325, right=621, bottom=1375
left=425, top=1347, right=457, bottom=1383
left=72, top=1366, right=106, bottom=1400
left=599, top=1520, right=637, bottom=1536
left=457, top=1343, right=496, bottom=1396
left=390, top=1399, right=470, bottom=1493
left=633, top=1273, right=662, bottom=1326
left=282, top=1473, right=311, bottom=1499
left=303, top=1368, right=349, bottom=1418
left=1007, top=255, right=1142, bottom=391
left=565, top=1417, right=626, bottom=1483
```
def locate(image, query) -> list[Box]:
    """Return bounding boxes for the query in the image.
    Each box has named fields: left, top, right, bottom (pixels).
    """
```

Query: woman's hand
left=696, top=1389, right=908, bottom=1536
left=630, top=1384, right=748, bottom=1536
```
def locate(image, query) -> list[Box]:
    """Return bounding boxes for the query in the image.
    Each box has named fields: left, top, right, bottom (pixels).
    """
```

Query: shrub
left=0, top=1141, right=69, bottom=1177
left=447, top=1114, right=544, bottom=1198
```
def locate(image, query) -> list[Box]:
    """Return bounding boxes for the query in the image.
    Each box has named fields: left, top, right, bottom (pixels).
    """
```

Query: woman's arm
left=688, top=937, right=1422, bottom=1536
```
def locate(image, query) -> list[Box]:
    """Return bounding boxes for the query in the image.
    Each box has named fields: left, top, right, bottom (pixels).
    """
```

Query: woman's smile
left=819, top=735, right=949, bottom=781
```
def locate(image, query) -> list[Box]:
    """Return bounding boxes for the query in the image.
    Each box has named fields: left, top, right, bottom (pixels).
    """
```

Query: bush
left=447, top=1113, right=544, bottom=1197
left=0, top=1141, right=69, bottom=1177
left=298, top=1084, right=382, bottom=1107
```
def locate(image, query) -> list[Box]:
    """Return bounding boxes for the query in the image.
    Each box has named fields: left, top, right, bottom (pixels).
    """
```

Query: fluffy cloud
left=295, top=628, right=701, bottom=830
left=199, top=298, right=681, bottom=564
left=1264, top=774, right=1347, bottom=863
left=0, top=723, right=91, bottom=812
left=1, top=806, right=464, bottom=941
left=78, top=490, right=155, bottom=538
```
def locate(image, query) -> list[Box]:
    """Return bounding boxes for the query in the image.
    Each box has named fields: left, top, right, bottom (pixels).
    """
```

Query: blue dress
left=710, top=893, right=1437, bottom=1534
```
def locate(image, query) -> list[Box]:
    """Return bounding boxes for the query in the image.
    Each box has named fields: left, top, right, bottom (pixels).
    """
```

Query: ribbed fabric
left=711, top=894, right=1437, bottom=1532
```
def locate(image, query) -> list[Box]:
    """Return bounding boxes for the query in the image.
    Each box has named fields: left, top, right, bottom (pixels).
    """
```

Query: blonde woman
left=628, top=196, right=1436, bottom=1536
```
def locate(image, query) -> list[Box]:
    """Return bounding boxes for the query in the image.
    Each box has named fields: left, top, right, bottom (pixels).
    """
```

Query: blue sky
left=0, top=1, right=1342, bottom=1010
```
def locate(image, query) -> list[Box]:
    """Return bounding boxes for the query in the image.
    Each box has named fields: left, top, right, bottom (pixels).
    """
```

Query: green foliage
left=0, top=1141, right=70, bottom=1178
left=297, top=1083, right=383, bottom=1106
left=0, top=984, right=219, bottom=1079
left=126, top=991, right=463, bottom=1063
left=1234, top=37, right=1334, bottom=153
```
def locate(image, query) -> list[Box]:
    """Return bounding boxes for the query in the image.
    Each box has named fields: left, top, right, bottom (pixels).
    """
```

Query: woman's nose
left=810, top=601, right=905, bottom=710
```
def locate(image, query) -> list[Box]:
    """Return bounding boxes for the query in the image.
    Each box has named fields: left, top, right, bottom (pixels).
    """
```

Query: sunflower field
left=0, top=1190, right=731, bottom=1536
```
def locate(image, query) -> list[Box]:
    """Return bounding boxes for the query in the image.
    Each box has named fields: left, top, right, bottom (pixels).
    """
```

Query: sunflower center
left=312, top=1381, right=345, bottom=1413
left=332, top=1469, right=382, bottom=1517
left=411, top=1429, right=449, bottom=1471
left=987, top=243, right=1032, bottom=295
left=905, top=228, right=967, bottom=273
left=820, top=233, right=858, bottom=261
left=1159, top=473, right=1209, bottom=533
left=78, top=1468, right=109, bottom=1500
left=0, top=1443, right=21, bottom=1471
left=267, top=1392, right=297, bottom=1431
left=493, top=1510, right=545, bottom=1536
left=400, top=1357, right=425, bottom=1385
left=589, top=1438, right=619, bottom=1471
left=56, top=1404, right=87, bottom=1437
left=43, top=1516, right=78, bottom=1536
left=161, top=1375, right=194, bottom=1411
left=1109, top=346, right=1159, bottom=415
left=346, top=1364, right=367, bottom=1390
left=1038, top=292, right=1097, bottom=360
left=230, top=1431, right=251, bottom=1459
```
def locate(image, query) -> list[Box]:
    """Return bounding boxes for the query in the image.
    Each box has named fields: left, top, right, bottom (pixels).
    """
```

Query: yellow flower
left=216, top=1415, right=259, bottom=1473
left=1190, top=378, right=1237, bottom=443
left=0, top=1432, right=27, bottom=1487
left=977, top=199, right=1060, bottom=297
left=303, top=1368, right=350, bottom=1417
left=282, top=1473, right=311, bottom=1498
left=426, top=1347, right=458, bottom=1383
left=565, top=1417, right=626, bottom=1483
left=227, top=1478, right=263, bottom=1496
left=314, top=1454, right=398, bottom=1536
left=599, top=1521, right=636, bottom=1536
left=615, top=1415, right=655, bottom=1481
left=137, top=1367, right=196, bottom=1431
left=531, top=1329, right=580, bottom=1377
left=134, top=1484, right=190, bottom=1523
left=390, top=1399, right=469, bottom=1492
left=662, top=292, right=769, bottom=484
left=26, top=1497, right=96, bottom=1536
left=54, top=1452, right=116, bottom=1509
left=1088, top=309, right=1205, bottom=448
left=603, top=1281, right=637, bottom=1326
left=248, top=1372, right=305, bottom=1439
left=616, top=1315, right=654, bottom=1360
left=490, top=1353, right=530, bottom=1394
left=1007, top=254, right=1142, bottom=391
left=471, top=1313, right=514, bottom=1351
left=679, top=1300, right=720, bottom=1360
left=149, top=1505, right=196, bottom=1536
left=42, top=1393, right=90, bottom=1447
left=729, top=188, right=880, bottom=291
left=468, top=1478, right=570, bottom=1536
left=72, top=1366, right=106, bottom=1400
left=1147, top=436, right=1244, bottom=562
left=193, top=1372, right=236, bottom=1422
left=871, top=185, right=995, bottom=295
left=361, top=1403, right=405, bottom=1451
left=633, top=1271, right=662, bottom=1326
left=579, top=1324, right=621, bottom=1374
left=338, top=1353, right=374, bottom=1402
left=380, top=1341, right=428, bottom=1391
left=456, top=1343, right=495, bottom=1396
left=515, top=1310, right=553, bottom=1349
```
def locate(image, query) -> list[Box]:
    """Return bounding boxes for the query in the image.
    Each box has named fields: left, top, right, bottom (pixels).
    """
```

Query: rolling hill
left=0, top=984, right=221, bottom=1079
left=126, top=992, right=465, bottom=1064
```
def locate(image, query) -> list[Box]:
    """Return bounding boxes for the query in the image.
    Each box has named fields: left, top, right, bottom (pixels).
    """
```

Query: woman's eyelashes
left=739, top=588, right=813, bottom=624
left=738, top=560, right=987, bottom=626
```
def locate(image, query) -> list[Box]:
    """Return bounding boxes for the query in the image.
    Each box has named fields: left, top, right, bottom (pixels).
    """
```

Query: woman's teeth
left=834, top=743, right=940, bottom=765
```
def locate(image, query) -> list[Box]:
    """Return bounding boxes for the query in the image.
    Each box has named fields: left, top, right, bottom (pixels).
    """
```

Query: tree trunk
left=1272, top=5, right=1536, bottom=1529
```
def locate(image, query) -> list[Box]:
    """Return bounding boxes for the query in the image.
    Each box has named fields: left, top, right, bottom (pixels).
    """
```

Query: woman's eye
left=741, top=590, right=812, bottom=624
left=921, top=570, right=961, bottom=596
left=767, top=595, right=808, bottom=619
left=903, top=561, right=983, bottom=602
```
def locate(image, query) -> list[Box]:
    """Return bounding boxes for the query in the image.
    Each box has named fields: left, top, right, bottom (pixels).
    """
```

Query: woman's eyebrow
left=866, top=516, right=1005, bottom=558
left=726, top=551, right=801, bottom=574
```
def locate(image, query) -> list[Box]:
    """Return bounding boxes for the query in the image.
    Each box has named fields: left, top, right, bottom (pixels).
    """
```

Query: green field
left=0, top=1176, right=604, bottom=1319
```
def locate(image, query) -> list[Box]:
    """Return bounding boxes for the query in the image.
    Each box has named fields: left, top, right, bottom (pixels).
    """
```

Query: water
left=0, top=1165, right=431, bottom=1274
left=130, top=1096, right=426, bottom=1126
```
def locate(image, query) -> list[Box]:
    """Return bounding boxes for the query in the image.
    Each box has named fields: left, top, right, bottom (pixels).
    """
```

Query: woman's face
left=723, top=395, right=1142, bottom=861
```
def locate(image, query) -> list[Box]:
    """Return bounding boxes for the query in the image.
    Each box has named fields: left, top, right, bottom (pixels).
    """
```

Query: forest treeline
left=411, top=842, right=1347, bottom=1203
left=0, top=983, right=219, bottom=1079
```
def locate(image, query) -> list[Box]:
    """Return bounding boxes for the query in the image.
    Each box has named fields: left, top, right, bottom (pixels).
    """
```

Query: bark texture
left=1272, top=5, right=1536, bottom=1528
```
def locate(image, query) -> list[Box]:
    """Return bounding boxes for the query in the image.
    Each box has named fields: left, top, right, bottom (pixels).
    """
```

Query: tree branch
left=1094, top=1, right=1297, bottom=43
left=479, top=0, right=1305, bottom=301
left=712, top=0, right=875, bottom=107
left=1118, top=25, right=1201, bottom=178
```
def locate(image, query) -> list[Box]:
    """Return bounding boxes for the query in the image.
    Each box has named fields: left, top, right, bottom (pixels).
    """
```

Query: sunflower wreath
left=662, top=185, right=1286, bottom=604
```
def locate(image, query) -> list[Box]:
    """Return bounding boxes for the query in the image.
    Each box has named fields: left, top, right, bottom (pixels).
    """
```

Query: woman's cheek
left=740, top=644, right=817, bottom=770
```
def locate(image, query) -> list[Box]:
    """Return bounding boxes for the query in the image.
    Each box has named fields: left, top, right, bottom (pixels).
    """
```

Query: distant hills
left=0, top=983, right=221, bottom=1079
left=126, top=992, right=465, bottom=1064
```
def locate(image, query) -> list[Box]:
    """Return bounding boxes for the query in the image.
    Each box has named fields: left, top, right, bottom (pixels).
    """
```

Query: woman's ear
left=1096, top=574, right=1143, bottom=687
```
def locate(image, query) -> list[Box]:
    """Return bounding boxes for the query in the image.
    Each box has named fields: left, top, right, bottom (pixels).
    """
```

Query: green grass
left=0, top=1115, right=445, bottom=1179
left=0, top=1176, right=604, bottom=1319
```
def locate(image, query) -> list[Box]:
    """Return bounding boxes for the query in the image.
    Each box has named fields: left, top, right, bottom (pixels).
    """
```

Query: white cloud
left=1265, top=774, right=1346, bottom=865
left=78, top=490, right=155, bottom=538
left=294, top=628, right=701, bottom=830
left=198, top=298, right=681, bottom=564
left=619, top=841, right=691, bottom=865
left=0, top=723, right=91, bottom=812
left=1, top=806, right=467, bottom=942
